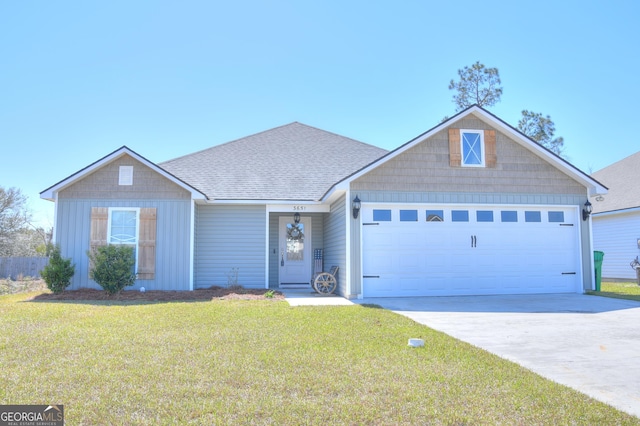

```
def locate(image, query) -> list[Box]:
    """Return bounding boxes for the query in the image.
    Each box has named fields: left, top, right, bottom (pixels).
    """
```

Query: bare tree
left=0, top=187, right=32, bottom=256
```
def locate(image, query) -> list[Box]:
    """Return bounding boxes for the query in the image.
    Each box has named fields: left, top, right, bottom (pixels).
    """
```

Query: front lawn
left=588, top=281, right=640, bottom=302
left=1, top=292, right=637, bottom=425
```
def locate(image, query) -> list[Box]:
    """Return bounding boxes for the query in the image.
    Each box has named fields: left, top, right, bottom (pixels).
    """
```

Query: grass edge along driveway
left=1, top=292, right=638, bottom=425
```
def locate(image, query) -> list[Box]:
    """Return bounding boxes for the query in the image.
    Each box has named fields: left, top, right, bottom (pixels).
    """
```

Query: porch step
left=280, top=283, right=312, bottom=289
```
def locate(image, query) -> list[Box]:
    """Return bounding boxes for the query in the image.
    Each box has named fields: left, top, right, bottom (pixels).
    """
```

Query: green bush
left=88, top=245, right=136, bottom=295
left=40, top=245, right=75, bottom=294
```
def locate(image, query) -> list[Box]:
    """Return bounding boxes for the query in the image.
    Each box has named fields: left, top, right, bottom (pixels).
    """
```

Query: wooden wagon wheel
left=313, top=272, right=337, bottom=294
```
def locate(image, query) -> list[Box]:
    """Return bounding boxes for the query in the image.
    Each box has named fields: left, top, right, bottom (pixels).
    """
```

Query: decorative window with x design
left=461, top=131, right=484, bottom=166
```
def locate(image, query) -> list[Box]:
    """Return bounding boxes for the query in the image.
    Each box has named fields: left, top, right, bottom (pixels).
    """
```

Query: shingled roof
left=591, top=150, right=640, bottom=214
left=160, top=122, right=388, bottom=201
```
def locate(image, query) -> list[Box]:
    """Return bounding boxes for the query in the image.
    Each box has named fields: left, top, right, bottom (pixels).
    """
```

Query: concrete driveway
left=363, top=294, right=640, bottom=418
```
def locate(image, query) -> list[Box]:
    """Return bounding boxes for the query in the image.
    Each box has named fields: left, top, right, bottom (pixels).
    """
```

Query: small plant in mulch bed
left=41, top=245, right=75, bottom=294
left=226, top=283, right=246, bottom=294
left=87, top=245, right=136, bottom=295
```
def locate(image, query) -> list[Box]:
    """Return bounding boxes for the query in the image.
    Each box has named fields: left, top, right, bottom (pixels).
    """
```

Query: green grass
left=1, top=292, right=638, bottom=425
left=588, top=281, right=640, bottom=302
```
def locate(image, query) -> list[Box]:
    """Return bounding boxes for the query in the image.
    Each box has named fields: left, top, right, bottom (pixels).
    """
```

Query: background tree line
left=448, top=61, right=565, bottom=157
left=0, top=186, right=52, bottom=257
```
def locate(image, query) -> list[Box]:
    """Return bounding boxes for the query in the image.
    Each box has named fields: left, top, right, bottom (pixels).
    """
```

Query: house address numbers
left=267, top=204, right=330, bottom=213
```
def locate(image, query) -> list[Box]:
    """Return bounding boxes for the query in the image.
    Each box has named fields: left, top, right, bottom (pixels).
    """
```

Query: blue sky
left=1, top=1, right=638, bottom=228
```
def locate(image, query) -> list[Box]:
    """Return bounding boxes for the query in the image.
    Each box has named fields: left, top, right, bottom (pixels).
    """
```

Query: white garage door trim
left=361, top=203, right=582, bottom=297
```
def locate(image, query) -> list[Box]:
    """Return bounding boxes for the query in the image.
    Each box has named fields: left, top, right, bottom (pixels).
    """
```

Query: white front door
left=279, top=216, right=312, bottom=286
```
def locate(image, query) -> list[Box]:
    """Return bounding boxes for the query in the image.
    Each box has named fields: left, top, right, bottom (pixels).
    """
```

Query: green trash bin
left=594, top=251, right=605, bottom=291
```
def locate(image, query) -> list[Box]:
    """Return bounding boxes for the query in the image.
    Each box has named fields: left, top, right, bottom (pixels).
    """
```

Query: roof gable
left=160, top=122, right=388, bottom=201
left=592, top=150, right=640, bottom=214
left=40, top=146, right=207, bottom=201
left=330, top=105, right=607, bottom=198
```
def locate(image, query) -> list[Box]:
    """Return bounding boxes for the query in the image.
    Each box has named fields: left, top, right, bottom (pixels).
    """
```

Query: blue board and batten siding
left=56, top=199, right=192, bottom=291
left=194, top=204, right=266, bottom=289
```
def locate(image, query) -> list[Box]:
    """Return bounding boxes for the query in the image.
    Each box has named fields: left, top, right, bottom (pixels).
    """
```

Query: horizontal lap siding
left=268, top=214, right=279, bottom=287
left=324, top=195, right=347, bottom=296
left=56, top=199, right=192, bottom=291
left=195, top=205, right=266, bottom=289
left=593, top=212, right=640, bottom=280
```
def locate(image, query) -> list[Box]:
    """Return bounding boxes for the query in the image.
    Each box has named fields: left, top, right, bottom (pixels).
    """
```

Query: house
left=40, top=105, right=607, bottom=298
left=591, top=151, right=640, bottom=280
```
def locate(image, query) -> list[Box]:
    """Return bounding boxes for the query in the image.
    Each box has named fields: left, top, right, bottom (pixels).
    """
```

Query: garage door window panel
left=548, top=211, right=565, bottom=222
left=452, top=210, right=469, bottom=222
left=525, top=211, right=542, bottom=222
left=373, top=210, right=392, bottom=221
left=400, top=210, right=418, bottom=222
left=501, top=211, right=518, bottom=222
left=477, top=211, right=494, bottom=222
left=426, top=210, right=444, bottom=222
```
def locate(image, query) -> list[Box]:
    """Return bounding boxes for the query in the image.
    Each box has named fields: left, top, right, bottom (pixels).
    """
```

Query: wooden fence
left=0, top=257, right=49, bottom=280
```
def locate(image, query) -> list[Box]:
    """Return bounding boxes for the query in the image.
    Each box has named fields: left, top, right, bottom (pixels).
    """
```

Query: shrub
left=88, top=245, right=136, bottom=295
left=41, top=245, right=75, bottom=294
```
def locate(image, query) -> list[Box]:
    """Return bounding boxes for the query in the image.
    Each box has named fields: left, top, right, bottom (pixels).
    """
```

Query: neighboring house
left=591, top=151, right=640, bottom=280
left=41, top=105, right=606, bottom=298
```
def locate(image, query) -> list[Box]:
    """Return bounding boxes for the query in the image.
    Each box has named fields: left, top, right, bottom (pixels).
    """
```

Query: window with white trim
left=461, top=130, right=485, bottom=167
left=90, top=207, right=156, bottom=280
left=108, top=208, right=139, bottom=269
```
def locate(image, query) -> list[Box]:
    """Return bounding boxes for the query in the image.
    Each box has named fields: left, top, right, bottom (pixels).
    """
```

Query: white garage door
left=362, top=204, right=582, bottom=297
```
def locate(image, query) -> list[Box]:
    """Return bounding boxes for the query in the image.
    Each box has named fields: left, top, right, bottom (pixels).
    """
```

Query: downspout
left=587, top=201, right=595, bottom=292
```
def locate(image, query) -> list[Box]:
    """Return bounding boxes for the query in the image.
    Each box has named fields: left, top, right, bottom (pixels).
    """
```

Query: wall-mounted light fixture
left=293, top=212, right=301, bottom=224
left=582, top=200, right=593, bottom=221
left=352, top=195, right=361, bottom=219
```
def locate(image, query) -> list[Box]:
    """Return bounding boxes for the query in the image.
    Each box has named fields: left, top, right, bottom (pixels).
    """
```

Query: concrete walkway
left=280, top=289, right=354, bottom=306
left=365, top=294, right=640, bottom=418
